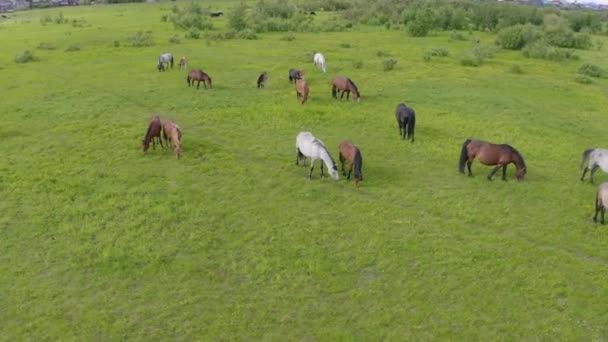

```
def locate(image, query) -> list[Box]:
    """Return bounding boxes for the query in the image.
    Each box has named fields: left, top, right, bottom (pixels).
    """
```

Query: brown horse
left=162, top=120, right=182, bottom=159
left=257, top=72, right=268, bottom=88
left=594, top=182, right=608, bottom=224
left=142, top=115, right=163, bottom=152
left=338, top=140, right=363, bottom=187
left=332, top=76, right=360, bottom=103
left=295, top=79, right=309, bottom=104
left=179, top=56, right=188, bottom=71
left=187, top=69, right=212, bottom=89
left=458, top=139, right=527, bottom=181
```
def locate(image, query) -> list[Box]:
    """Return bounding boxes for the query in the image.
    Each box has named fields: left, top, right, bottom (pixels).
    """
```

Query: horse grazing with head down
left=313, top=52, right=326, bottom=73
left=295, top=79, right=309, bottom=104
left=295, top=131, right=339, bottom=181
left=288, top=68, right=304, bottom=83
left=395, top=103, right=416, bottom=143
left=178, top=57, right=188, bottom=71
left=162, top=120, right=182, bottom=159
left=339, top=140, right=363, bottom=187
left=459, top=139, right=527, bottom=181
left=332, top=76, right=360, bottom=103
left=187, top=69, right=212, bottom=89
left=257, top=72, right=268, bottom=88
left=142, top=115, right=163, bottom=152
left=580, top=148, right=608, bottom=183
left=157, top=53, right=174, bottom=72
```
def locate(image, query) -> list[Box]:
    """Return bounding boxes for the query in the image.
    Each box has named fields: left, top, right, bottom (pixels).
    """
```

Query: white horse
left=295, top=131, right=339, bottom=180
left=581, top=148, right=608, bottom=183
left=313, top=52, right=326, bottom=73
left=157, top=52, right=174, bottom=72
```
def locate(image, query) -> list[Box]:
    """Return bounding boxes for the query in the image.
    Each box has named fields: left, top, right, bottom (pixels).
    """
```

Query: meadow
left=2, top=0, right=608, bottom=339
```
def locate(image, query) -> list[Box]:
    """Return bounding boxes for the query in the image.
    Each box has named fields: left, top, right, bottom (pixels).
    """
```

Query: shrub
left=170, top=3, right=213, bottom=31
left=522, top=42, right=578, bottom=62
left=239, top=29, right=258, bottom=40
left=449, top=30, right=467, bottom=42
left=15, top=50, right=37, bottom=63
left=185, top=28, right=200, bottom=39
left=125, top=31, right=154, bottom=47
left=573, top=33, right=592, bottom=50
left=577, top=63, right=603, bottom=78
left=161, top=14, right=168, bottom=22
left=574, top=75, right=593, bottom=84
left=495, top=24, right=540, bottom=50
left=427, top=48, right=449, bottom=57
left=65, top=44, right=80, bottom=52
left=168, top=35, right=181, bottom=44
left=460, top=54, right=482, bottom=67
left=71, top=18, right=88, bottom=27
left=376, top=50, right=391, bottom=57
left=228, top=2, right=248, bottom=31
left=40, top=15, right=53, bottom=25
left=54, top=12, right=68, bottom=24
left=383, top=58, right=397, bottom=71
left=280, top=32, right=296, bottom=41
left=37, top=42, right=56, bottom=50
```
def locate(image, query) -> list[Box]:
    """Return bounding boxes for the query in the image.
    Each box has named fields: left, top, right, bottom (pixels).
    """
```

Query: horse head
left=329, top=163, right=339, bottom=181
left=157, top=63, right=164, bottom=72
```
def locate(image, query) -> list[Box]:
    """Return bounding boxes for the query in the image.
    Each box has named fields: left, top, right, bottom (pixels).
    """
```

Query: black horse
left=288, top=68, right=304, bottom=83
left=395, top=103, right=416, bottom=143
left=210, top=12, right=223, bottom=17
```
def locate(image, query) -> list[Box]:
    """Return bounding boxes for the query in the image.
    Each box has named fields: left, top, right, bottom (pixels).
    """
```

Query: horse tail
left=354, top=149, right=363, bottom=180
left=581, top=148, right=595, bottom=169
left=407, top=111, right=416, bottom=140
left=459, top=139, right=472, bottom=173
left=332, top=84, right=337, bottom=98
left=186, top=74, right=190, bottom=86
left=347, top=78, right=360, bottom=98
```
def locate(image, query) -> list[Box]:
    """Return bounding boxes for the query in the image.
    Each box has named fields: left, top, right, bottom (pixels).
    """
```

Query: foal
left=162, top=120, right=182, bottom=159
left=295, top=79, right=309, bottom=104
left=179, top=57, right=188, bottom=71
left=142, top=115, right=163, bottom=152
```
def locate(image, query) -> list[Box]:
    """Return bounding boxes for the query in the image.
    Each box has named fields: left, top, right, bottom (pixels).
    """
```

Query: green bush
left=280, top=32, right=296, bottom=41
left=40, top=15, right=53, bottom=25
left=383, top=58, right=397, bottom=71
left=168, top=35, right=181, bottom=44
left=170, top=3, right=213, bottom=31
left=574, top=75, right=593, bottom=84
left=228, top=2, right=248, bottom=31
left=577, top=63, right=603, bottom=78
left=15, top=50, right=38, bottom=63
left=522, top=41, right=578, bottom=62
left=573, top=33, right=592, bottom=50
left=239, top=29, right=258, bottom=40
left=495, top=24, right=540, bottom=50
left=125, top=31, right=154, bottom=47
left=185, top=28, right=200, bottom=39
left=449, top=30, right=467, bottom=42
left=460, top=54, right=482, bottom=67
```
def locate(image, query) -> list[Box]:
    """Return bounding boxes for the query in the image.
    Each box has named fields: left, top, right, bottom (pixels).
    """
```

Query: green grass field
left=2, top=1, right=608, bottom=339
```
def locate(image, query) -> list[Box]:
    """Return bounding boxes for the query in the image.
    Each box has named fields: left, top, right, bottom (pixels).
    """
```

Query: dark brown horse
left=458, top=139, right=527, bottom=181
left=295, top=79, right=309, bottom=104
left=288, top=68, right=304, bottom=83
left=395, top=103, right=416, bottom=143
left=332, top=76, right=360, bottom=103
left=594, top=182, right=608, bottom=224
left=339, top=140, right=363, bottom=187
left=257, top=72, right=268, bottom=88
left=187, top=69, right=212, bottom=89
left=162, top=120, right=182, bottom=159
left=142, top=115, right=163, bottom=152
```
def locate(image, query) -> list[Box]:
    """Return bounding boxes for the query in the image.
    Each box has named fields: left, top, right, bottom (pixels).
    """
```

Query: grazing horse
left=288, top=68, right=304, bottom=83
left=594, top=183, right=608, bottom=224
left=332, top=76, right=360, bottom=103
left=458, top=139, right=527, bottom=181
left=257, top=72, right=268, bottom=88
left=142, top=115, right=163, bottom=152
left=580, top=148, right=608, bottom=183
left=313, top=52, right=326, bottom=73
left=338, top=140, right=363, bottom=187
left=210, top=12, right=223, bottom=17
left=295, top=79, right=309, bottom=104
left=162, top=120, right=182, bottom=159
left=295, top=131, right=339, bottom=180
left=178, top=56, right=188, bottom=71
left=157, top=53, right=174, bottom=72
left=187, top=69, right=213, bottom=89
left=395, top=103, right=416, bottom=143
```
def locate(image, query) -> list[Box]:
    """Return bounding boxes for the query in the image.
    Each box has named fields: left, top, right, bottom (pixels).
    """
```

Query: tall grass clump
left=577, top=63, right=603, bottom=78
left=15, top=50, right=38, bottom=63
left=523, top=41, right=578, bottom=62
left=65, top=44, right=81, bottom=52
left=37, top=42, right=57, bottom=50
left=495, top=24, right=540, bottom=50
left=574, top=75, right=593, bottom=84
left=125, top=30, right=155, bottom=47
left=383, top=58, right=397, bottom=71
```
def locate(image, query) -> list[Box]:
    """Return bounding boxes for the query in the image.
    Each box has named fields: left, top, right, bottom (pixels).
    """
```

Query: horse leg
left=339, top=90, right=345, bottom=99
left=347, top=164, right=352, bottom=180
left=581, top=167, right=589, bottom=182
left=487, top=165, right=502, bottom=181
left=309, top=159, right=315, bottom=179
left=501, top=165, right=507, bottom=181
left=590, top=165, right=599, bottom=184
left=320, top=161, right=325, bottom=178
left=339, top=153, right=346, bottom=176
left=603, top=207, right=606, bottom=225
left=346, top=91, right=350, bottom=100
left=467, top=160, right=473, bottom=176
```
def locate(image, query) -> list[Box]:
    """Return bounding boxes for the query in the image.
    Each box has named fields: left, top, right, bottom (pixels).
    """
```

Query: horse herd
left=148, top=52, right=608, bottom=223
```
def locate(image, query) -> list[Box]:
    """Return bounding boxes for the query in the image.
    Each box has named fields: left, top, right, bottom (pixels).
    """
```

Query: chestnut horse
left=178, top=56, right=188, bottom=71
left=257, top=72, right=268, bottom=88
left=162, top=120, right=182, bottom=159
left=395, top=103, right=416, bottom=143
left=594, top=182, right=608, bottom=224
left=142, top=115, right=163, bottom=152
left=458, top=139, right=527, bottom=181
left=288, top=68, right=304, bottom=83
left=295, top=79, right=309, bottom=104
left=338, top=140, right=363, bottom=187
left=187, top=69, right=212, bottom=89
left=332, top=76, right=360, bottom=103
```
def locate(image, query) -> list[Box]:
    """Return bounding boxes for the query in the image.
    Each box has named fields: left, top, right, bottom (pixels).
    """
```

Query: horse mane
left=506, top=145, right=526, bottom=172
left=347, top=78, right=360, bottom=97
left=313, top=139, right=336, bottom=166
